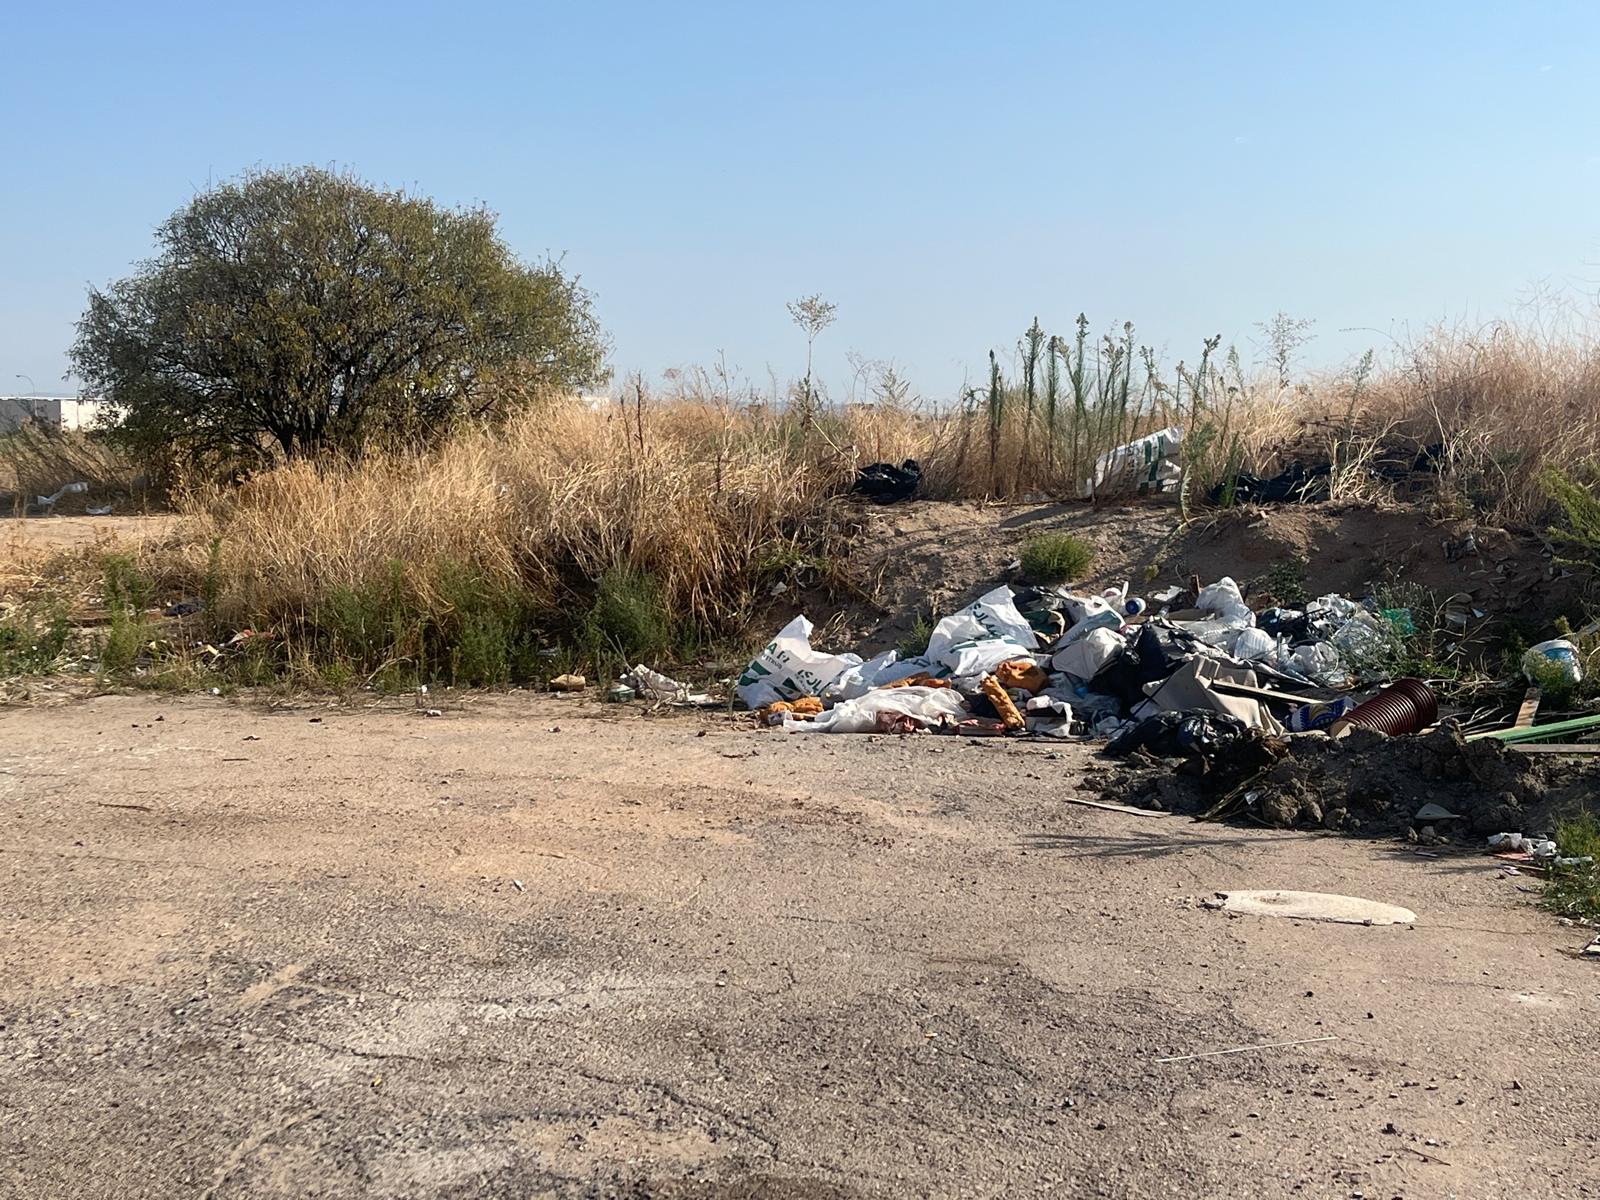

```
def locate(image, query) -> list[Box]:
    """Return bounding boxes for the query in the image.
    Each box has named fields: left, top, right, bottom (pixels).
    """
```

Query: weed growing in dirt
left=1542, top=465, right=1600, bottom=571
left=584, top=565, right=676, bottom=676
left=1544, top=811, right=1600, bottom=921
left=897, top=612, right=936, bottom=659
left=0, top=600, right=71, bottom=674
left=100, top=554, right=157, bottom=678
left=1019, top=533, right=1095, bottom=585
left=1263, top=554, right=1309, bottom=606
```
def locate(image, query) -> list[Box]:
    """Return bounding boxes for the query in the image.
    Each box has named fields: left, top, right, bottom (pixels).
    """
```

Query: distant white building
left=0, top=395, right=106, bottom=433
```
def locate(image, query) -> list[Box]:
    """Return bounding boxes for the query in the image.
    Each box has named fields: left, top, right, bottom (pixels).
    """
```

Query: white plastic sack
left=1329, top=611, right=1393, bottom=672
left=924, top=587, right=1037, bottom=663
left=786, top=686, right=968, bottom=734
left=736, top=616, right=863, bottom=708
left=1195, top=577, right=1254, bottom=628
left=939, top=638, right=1036, bottom=681
left=1231, top=627, right=1277, bottom=661
left=1291, top=641, right=1349, bottom=689
left=1080, top=427, right=1183, bottom=497
left=1061, top=592, right=1114, bottom=626
left=1055, top=610, right=1122, bottom=650
left=627, top=664, right=693, bottom=702
left=829, top=650, right=946, bottom=700
left=1052, top=627, right=1125, bottom=683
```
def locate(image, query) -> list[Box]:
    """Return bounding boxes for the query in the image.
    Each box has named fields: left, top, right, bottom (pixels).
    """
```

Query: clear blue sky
left=4, top=1, right=1599, bottom=400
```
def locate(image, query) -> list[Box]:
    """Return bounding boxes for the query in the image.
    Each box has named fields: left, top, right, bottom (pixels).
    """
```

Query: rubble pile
left=1101, top=724, right=1600, bottom=835
left=734, top=571, right=1434, bottom=742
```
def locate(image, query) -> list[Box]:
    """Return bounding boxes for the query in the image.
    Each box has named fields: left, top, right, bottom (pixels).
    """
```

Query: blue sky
left=4, top=1, right=1599, bottom=399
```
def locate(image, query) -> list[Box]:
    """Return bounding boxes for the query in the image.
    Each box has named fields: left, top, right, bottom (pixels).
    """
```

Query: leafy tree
left=72, top=166, right=608, bottom=470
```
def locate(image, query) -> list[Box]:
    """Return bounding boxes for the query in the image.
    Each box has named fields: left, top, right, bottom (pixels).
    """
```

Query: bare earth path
left=2, top=694, right=1595, bottom=1198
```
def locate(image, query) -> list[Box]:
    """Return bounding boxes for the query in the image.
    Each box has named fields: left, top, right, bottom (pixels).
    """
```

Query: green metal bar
left=1468, top=713, right=1600, bottom=743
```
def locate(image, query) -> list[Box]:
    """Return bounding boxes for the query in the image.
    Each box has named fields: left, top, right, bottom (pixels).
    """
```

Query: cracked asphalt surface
left=2, top=693, right=1597, bottom=1198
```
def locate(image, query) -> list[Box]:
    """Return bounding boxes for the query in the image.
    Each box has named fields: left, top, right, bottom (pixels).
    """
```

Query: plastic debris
left=1212, top=890, right=1416, bottom=925
left=852, top=459, right=922, bottom=503
left=1522, top=639, right=1583, bottom=687
left=1080, top=427, right=1183, bottom=498
left=785, top=686, right=967, bottom=734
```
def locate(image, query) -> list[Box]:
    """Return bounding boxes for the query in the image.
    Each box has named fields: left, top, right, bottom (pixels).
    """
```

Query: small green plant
left=0, top=602, right=72, bottom=675
left=200, top=536, right=225, bottom=639
left=1523, top=654, right=1579, bottom=707
left=1263, top=554, right=1309, bottom=607
left=1019, top=533, right=1095, bottom=585
left=99, top=554, right=157, bottom=678
left=1541, top=465, right=1600, bottom=571
left=897, top=612, right=936, bottom=659
left=1544, top=811, right=1600, bottom=921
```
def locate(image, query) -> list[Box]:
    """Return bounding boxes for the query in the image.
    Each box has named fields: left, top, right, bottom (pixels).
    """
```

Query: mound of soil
left=1099, top=726, right=1600, bottom=840
left=786, top=496, right=1585, bottom=661
left=1158, top=504, right=1587, bottom=635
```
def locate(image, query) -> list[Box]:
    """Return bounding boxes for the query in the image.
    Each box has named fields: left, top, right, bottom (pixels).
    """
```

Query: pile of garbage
left=1100, top=722, right=1600, bottom=835
left=734, top=573, right=1442, bottom=743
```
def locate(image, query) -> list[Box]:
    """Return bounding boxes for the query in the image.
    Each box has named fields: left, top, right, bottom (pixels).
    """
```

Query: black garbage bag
left=1106, top=709, right=1250, bottom=760
left=1258, top=607, right=1310, bottom=641
left=852, top=460, right=922, bottom=504
left=1210, top=461, right=1330, bottom=506
left=1093, top=621, right=1198, bottom=708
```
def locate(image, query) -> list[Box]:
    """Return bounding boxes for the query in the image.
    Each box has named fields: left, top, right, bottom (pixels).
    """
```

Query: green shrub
left=99, top=554, right=156, bottom=678
left=1544, top=811, right=1600, bottom=921
left=897, top=613, right=936, bottom=659
left=1019, top=533, right=1095, bottom=585
left=1542, top=465, right=1600, bottom=570
left=0, top=602, right=71, bottom=675
left=584, top=565, right=674, bottom=672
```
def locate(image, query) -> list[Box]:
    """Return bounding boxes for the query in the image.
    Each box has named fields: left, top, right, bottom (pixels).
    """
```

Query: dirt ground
left=4, top=693, right=1597, bottom=1198
left=2, top=514, right=175, bottom=591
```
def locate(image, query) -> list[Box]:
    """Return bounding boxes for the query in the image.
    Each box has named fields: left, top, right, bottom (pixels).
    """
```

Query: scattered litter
left=737, top=615, right=862, bottom=708
left=550, top=673, right=586, bottom=692
left=1210, top=462, right=1330, bottom=506
left=1059, top=795, right=1170, bottom=817
left=624, top=664, right=715, bottom=705
left=1487, top=832, right=1558, bottom=860
left=422, top=708, right=443, bottom=718
left=33, top=480, right=88, bottom=512
left=85, top=504, right=114, bottom=517
left=786, top=686, right=966, bottom=734
left=1211, top=890, right=1417, bottom=926
left=1155, top=1035, right=1338, bottom=1064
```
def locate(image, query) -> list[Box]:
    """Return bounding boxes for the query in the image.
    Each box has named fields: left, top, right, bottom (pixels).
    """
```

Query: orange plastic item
left=994, top=659, right=1048, bottom=693
left=877, top=673, right=951, bottom=690
left=979, top=674, right=1026, bottom=730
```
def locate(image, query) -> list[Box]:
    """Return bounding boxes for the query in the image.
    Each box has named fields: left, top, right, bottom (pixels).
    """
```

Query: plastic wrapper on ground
left=784, top=686, right=969, bottom=734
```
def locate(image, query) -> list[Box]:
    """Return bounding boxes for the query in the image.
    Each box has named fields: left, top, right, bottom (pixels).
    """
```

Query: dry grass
left=0, top=426, right=146, bottom=513
left=1229, top=322, right=1600, bottom=523
left=153, top=397, right=864, bottom=679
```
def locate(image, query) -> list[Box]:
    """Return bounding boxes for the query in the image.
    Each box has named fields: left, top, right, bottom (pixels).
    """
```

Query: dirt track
left=3, top=694, right=1597, bottom=1198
